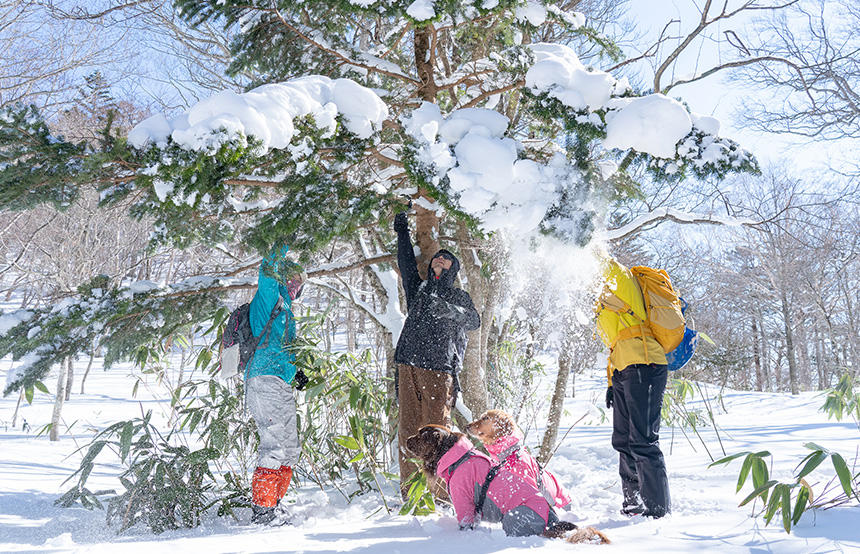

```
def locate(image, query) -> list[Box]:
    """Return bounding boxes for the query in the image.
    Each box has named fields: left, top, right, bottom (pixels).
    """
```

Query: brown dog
left=465, top=409, right=517, bottom=443
left=467, top=409, right=574, bottom=511
left=406, top=424, right=609, bottom=544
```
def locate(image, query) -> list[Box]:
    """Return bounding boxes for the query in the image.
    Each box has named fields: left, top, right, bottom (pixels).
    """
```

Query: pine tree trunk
left=780, top=292, right=800, bottom=395
left=50, top=359, right=69, bottom=441
left=347, top=305, right=356, bottom=352
left=538, top=340, right=572, bottom=464
left=411, top=24, right=440, bottom=275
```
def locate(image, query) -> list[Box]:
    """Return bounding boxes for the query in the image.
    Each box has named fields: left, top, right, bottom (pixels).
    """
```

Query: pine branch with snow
left=0, top=274, right=231, bottom=395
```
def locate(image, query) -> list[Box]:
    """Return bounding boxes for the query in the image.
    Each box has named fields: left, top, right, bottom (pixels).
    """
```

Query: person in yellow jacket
left=595, top=258, right=671, bottom=518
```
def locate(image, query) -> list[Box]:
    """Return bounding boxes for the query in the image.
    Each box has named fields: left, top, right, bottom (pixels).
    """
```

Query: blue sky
left=623, top=0, right=852, bottom=175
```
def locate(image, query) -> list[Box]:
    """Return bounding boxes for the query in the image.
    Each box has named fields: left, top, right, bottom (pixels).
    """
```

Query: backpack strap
left=446, top=450, right=473, bottom=477
left=247, top=297, right=284, bottom=368
left=496, top=443, right=520, bottom=463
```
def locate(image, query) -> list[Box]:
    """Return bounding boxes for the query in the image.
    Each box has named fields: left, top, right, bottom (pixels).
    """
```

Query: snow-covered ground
left=1, top=358, right=858, bottom=553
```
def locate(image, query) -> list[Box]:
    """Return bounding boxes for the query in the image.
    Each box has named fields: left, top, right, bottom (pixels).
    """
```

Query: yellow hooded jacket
left=595, top=260, right=667, bottom=385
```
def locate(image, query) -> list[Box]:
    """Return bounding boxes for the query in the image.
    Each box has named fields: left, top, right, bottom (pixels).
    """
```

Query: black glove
left=394, top=211, right=409, bottom=233
left=605, top=386, right=613, bottom=409
left=293, top=369, right=309, bottom=391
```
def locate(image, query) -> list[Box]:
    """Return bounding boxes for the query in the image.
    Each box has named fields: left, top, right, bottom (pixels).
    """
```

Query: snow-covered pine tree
left=0, top=1, right=757, bottom=410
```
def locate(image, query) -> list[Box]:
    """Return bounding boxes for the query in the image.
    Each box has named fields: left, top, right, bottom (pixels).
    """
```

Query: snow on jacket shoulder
left=246, top=248, right=297, bottom=384
left=436, top=437, right=551, bottom=528
left=485, top=434, right=572, bottom=509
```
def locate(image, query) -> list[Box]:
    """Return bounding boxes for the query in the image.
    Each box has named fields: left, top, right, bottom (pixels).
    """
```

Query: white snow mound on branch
left=0, top=310, right=34, bottom=337
left=128, top=76, right=388, bottom=153
left=526, top=43, right=622, bottom=111
left=546, top=5, right=586, bottom=28
left=603, top=95, right=692, bottom=159
left=406, top=0, right=435, bottom=20
left=526, top=43, right=738, bottom=161
left=515, top=1, right=547, bottom=26
left=404, top=102, right=576, bottom=234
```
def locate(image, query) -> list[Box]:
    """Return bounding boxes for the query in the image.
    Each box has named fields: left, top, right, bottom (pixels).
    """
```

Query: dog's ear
left=496, top=417, right=514, bottom=437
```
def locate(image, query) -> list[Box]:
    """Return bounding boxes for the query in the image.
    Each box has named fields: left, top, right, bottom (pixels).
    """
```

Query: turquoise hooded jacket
left=244, top=248, right=298, bottom=384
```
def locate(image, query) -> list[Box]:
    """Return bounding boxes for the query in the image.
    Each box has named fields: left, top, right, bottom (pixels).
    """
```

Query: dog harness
left=445, top=449, right=505, bottom=518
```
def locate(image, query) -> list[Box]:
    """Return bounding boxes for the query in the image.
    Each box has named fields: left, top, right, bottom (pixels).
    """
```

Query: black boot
left=251, top=505, right=276, bottom=525
left=620, top=503, right=645, bottom=517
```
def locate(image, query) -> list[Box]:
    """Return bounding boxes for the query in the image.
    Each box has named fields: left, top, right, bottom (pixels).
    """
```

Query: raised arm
left=249, top=248, right=291, bottom=336
left=394, top=212, right=422, bottom=306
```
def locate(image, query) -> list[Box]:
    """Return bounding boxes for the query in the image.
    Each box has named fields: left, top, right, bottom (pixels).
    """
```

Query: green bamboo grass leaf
left=333, top=435, right=360, bottom=450
left=709, top=451, right=749, bottom=468
left=738, top=454, right=754, bottom=492
left=24, top=385, right=34, bottom=405
left=830, top=453, right=855, bottom=498
left=795, top=450, right=827, bottom=480
left=804, top=442, right=829, bottom=453
left=764, top=483, right=784, bottom=524
left=751, top=457, right=769, bottom=489
left=792, top=485, right=810, bottom=525
left=34, top=380, right=49, bottom=394
left=119, top=422, right=134, bottom=462
left=740, top=479, right=777, bottom=507
left=781, top=485, right=792, bottom=533
left=698, top=331, right=716, bottom=346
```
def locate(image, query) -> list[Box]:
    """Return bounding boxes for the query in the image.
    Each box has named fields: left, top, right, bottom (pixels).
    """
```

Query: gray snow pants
left=246, top=375, right=300, bottom=469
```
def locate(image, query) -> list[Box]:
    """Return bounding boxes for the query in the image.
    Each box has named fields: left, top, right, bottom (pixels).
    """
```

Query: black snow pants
left=611, top=363, right=671, bottom=518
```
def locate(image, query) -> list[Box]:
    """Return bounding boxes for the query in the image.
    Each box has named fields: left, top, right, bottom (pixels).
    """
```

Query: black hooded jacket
left=394, top=228, right=480, bottom=374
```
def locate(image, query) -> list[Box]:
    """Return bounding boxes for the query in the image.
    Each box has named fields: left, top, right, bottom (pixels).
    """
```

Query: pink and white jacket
left=436, top=436, right=551, bottom=528
left=484, top=433, right=572, bottom=509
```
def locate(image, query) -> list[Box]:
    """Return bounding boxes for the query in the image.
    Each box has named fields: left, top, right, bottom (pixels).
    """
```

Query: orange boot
left=276, top=466, right=293, bottom=502
left=252, top=466, right=286, bottom=508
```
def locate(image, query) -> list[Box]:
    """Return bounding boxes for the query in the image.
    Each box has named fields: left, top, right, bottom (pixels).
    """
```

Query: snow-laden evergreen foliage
left=0, top=0, right=760, bottom=395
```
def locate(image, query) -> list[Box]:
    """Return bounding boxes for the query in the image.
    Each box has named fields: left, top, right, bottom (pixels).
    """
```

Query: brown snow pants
left=397, top=363, right=455, bottom=501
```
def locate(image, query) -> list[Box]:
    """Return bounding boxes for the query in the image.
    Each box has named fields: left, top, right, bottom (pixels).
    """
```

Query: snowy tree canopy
left=0, top=0, right=760, bottom=394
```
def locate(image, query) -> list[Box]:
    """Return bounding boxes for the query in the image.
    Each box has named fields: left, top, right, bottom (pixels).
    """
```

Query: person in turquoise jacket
left=245, top=246, right=306, bottom=525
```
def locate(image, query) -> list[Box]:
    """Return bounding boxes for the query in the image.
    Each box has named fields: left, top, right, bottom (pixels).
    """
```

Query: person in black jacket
left=393, top=211, right=480, bottom=499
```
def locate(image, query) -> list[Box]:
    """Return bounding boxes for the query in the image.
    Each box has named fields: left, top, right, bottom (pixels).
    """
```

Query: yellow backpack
left=630, top=266, right=686, bottom=353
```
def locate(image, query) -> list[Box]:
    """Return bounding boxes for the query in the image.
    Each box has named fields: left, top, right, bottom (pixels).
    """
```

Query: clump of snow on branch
left=0, top=310, right=34, bottom=337
left=603, top=94, right=691, bottom=158
left=526, top=43, right=629, bottom=111
left=525, top=42, right=754, bottom=171
left=403, top=102, right=579, bottom=234
left=405, top=0, right=435, bottom=20
left=515, top=1, right=547, bottom=26
left=128, top=76, right=388, bottom=154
